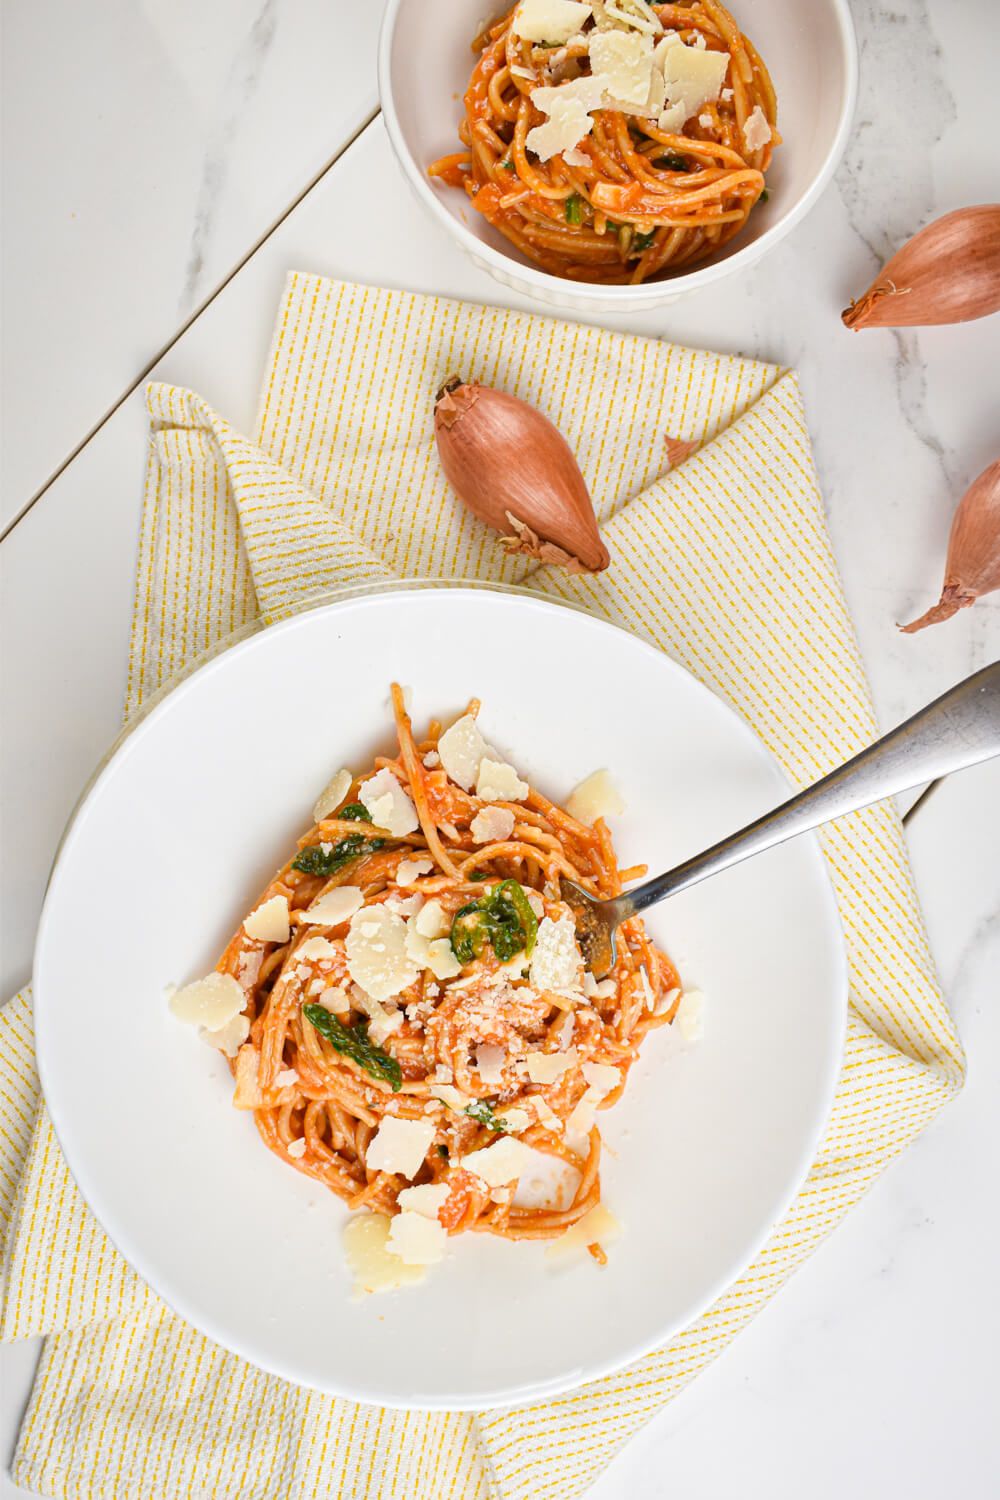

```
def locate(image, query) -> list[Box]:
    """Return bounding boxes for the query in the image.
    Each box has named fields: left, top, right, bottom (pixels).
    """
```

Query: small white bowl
left=379, top=0, right=858, bottom=313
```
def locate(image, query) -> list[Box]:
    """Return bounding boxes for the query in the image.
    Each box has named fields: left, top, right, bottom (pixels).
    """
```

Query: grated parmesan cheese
left=422, top=750, right=440, bottom=769
left=302, top=886, right=363, bottom=926
left=366, top=1117, right=436, bottom=1179
left=358, top=768, right=419, bottom=837
left=243, top=894, right=290, bottom=944
left=313, top=767, right=352, bottom=823
left=470, top=805, right=516, bottom=844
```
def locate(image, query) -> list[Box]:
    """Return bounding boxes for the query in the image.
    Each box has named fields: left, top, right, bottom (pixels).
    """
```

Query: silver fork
left=561, top=661, right=1000, bottom=978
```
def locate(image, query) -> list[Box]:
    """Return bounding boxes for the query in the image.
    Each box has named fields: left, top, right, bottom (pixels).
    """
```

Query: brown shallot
left=434, top=377, right=609, bottom=573
left=902, top=458, right=1000, bottom=632
left=842, top=205, right=1000, bottom=330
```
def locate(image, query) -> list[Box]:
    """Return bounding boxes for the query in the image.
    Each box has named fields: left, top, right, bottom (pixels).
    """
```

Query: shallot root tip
left=900, top=584, right=978, bottom=634
left=501, top=514, right=599, bottom=574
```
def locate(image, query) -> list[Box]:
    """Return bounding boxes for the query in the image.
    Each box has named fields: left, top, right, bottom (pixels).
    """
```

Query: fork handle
left=620, top=661, right=1000, bottom=920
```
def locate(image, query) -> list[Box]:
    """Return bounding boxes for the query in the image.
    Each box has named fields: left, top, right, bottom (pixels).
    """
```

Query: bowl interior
left=35, top=588, right=845, bottom=1408
left=385, top=0, right=853, bottom=290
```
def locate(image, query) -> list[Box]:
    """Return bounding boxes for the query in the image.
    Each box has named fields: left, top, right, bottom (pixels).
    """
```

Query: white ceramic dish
left=35, top=586, right=846, bottom=1409
left=379, top=0, right=858, bottom=314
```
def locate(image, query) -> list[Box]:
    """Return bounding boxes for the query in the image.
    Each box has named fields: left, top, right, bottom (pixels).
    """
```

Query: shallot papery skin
left=434, top=379, right=609, bottom=573
left=902, top=458, right=1000, bottom=632
left=843, top=205, right=1000, bottom=330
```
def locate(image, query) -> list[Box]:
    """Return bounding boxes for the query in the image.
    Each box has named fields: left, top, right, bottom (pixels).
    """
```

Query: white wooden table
left=2, top=3, right=998, bottom=1495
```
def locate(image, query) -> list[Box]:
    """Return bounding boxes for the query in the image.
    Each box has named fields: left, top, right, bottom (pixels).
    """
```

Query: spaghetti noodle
left=428, top=1, right=778, bottom=285
left=187, top=687, right=682, bottom=1264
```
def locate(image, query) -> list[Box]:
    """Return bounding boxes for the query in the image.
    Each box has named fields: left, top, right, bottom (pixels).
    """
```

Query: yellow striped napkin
left=0, top=274, right=964, bottom=1500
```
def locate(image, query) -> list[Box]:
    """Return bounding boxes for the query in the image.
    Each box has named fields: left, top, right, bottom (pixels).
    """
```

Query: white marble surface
left=1, top=0, right=998, bottom=1495
left=0, top=0, right=385, bottom=526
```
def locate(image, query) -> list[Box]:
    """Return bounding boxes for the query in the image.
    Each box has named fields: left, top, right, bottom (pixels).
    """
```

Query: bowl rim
left=377, top=0, right=859, bottom=304
left=33, top=582, right=848, bottom=1410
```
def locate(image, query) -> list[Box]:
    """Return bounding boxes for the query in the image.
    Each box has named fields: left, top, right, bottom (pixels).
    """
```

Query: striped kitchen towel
left=0, top=274, right=963, bottom=1500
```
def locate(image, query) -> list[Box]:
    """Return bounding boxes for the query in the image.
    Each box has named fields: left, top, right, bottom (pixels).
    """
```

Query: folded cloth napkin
left=0, top=274, right=964, bottom=1500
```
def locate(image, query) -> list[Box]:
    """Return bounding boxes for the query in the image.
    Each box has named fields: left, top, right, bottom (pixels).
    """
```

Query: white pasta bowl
left=34, top=586, right=846, bottom=1409
left=379, top=0, right=857, bottom=312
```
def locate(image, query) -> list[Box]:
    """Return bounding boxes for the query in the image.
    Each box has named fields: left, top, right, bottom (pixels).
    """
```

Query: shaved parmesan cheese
left=318, top=985, right=351, bottom=1015
left=530, top=915, right=582, bottom=993
left=566, top=768, right=625, bottom=824
left=582, top=1061, right=620, bottom=1093
left=202, top=1011, right=249, bottom=1058
left=303, top=886, right=363, bottom=926
left=470, top=806, right=516, bottom=844
left=232, top=1044, right=263, bottom=1109
left=274, top=1068, right=299, bottom=1089
left=343, top=1212, right=426, bottom=1295
left=396, top=856, right=433, bottom=887
left=512, top=0, right=592, bottom=45
left=589, top=28, right=653, bottom=108
left=563, top=145, right=591, bottom=167
left=525, top=1047, right=578, bottom=1084
left=286, top=1137, right=307, bottom=1159
left=313, top=768, right=352, bottom=823
left=566, top=1062, right=620, bottom=1134
left=414, top=899, right=449, bottom=940
left=405, top=916, right=462, bottom=981
left=477, top=758, right=529, bottom=802
left=367, top=1117, right=436, bottom=1179
left=437, top=714, right=495, bottom=791
left=385, top=892, right=424, bottom=918
left=743, top=104, right=771, bottom=151
left=346, top=906, right=419, bottom=1001
left=243, top=894, right=290, bottom=944
left=527, top=78, right=602, bottom=160
left=387, top=1210, right=447, bottom=1265
left=526, top=890, right=546, bottom=918
left=655, top=34, right=728, bottom=132
left=499, top=950, right=531, bottom=978
left=532, top=1094, right=564, bottom=1133
left=475, top=1042, right=507, bottom=1086
left=296, top=936, right=338, bottom=962
left=353, top=990, right=404, bottom=1046
left=675, top=988, right=705, bottom=1040
left=594, top=0, right=661, bottom=33
left=394, top=1185, right=449, bottom=1223
left=498, top=1107, right=533, bottom=1134
left=169, top=971, right=244, bottom=1030
left=546, top=1202, right=622, bottom=1259
left=433, top=1083, right=472, bottom=1114
left=358, top=768, right=418, bottom=837
left=460, top=1136, right=534, bottom=1187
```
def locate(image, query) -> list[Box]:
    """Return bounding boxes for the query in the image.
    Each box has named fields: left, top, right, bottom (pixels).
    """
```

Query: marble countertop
left=2, top=1, right=998, bottom=1495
